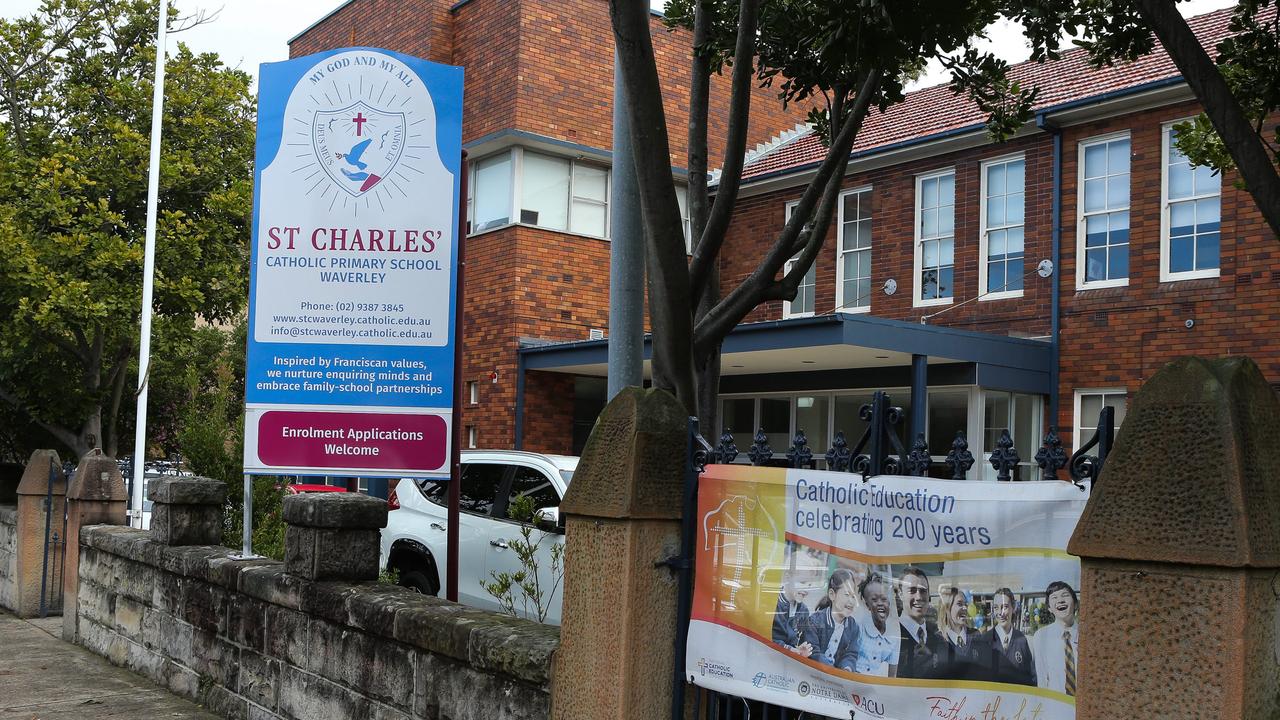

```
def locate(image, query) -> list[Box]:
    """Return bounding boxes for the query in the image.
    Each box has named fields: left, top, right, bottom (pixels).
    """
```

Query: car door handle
left=489, top=539, right=509, bottom=549
left=430, top=522, right=446, bottom=532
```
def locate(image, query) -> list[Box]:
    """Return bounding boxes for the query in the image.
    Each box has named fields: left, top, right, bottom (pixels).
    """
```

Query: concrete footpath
left=0, top=612, right=220, bottom=719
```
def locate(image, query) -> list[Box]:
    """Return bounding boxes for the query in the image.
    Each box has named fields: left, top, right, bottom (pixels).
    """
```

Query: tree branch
left=693, top=70, right=881, bottom=356
left=0, top=385, right=81, bottom=451
left=688, top=0, right=762, bottom=299
left=1133, top=0, right=1280, bottom=237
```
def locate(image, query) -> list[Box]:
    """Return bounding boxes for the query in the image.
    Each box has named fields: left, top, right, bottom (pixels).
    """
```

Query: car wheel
left=400, top=569, right=439, bottom=596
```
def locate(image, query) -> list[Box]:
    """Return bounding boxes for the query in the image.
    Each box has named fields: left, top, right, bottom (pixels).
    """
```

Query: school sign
left=243, top=48, right=463, bottom=477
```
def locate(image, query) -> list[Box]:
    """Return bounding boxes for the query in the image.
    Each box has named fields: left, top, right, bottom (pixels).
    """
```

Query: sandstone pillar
left=1068, top=356, right=1280, bottom=719
left=551, top=387, right=689, bottom=719
left=13, top=449, right=65, bottom=617
left=149, top=476, right=226, bottom=546
left=283, top=492, right=387, bottom=581
left=62, top=451, right=126, bottom=641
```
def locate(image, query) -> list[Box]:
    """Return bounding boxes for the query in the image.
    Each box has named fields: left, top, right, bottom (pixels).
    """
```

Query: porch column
left=910, top=353, right=927, bottom=441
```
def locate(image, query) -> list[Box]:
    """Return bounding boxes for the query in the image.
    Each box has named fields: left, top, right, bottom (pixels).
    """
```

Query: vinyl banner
left=243, top=48, right=463, bottom=477
left=688, top=464, right=1088, bottom=720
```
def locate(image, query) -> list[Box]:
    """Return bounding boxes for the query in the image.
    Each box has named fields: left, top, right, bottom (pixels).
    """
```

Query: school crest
left=312, top=101, right=407, bottom=197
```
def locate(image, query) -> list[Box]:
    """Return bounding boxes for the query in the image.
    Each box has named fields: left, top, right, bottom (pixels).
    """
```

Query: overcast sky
left=3, top=0, right=1236, bottom=90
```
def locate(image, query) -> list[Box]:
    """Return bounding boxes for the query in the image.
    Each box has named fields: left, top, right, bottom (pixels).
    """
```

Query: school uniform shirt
left=801, top=607, right=860, bottom=672
left=934, top=626, right=987, bottom=681
left=897, top=616, right=941, bottom=679
left=771, top=592, right=811, bottom=649
left=1031, top=622, right=1079, bottom=695
left=853, top=613, right=900, bottom=676
left=979, top=625, right=1037, bottom=686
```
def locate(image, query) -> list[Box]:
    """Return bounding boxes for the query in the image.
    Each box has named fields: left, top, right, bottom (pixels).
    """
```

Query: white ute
left=380, top=450, right=577, bottom=625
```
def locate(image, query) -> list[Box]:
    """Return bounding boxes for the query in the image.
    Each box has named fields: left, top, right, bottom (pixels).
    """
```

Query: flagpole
left=129, top=0, right=168, bottom=528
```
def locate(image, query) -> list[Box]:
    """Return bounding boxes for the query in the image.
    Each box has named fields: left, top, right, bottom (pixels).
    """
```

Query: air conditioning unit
left=588, top=328, right=605, bottom=340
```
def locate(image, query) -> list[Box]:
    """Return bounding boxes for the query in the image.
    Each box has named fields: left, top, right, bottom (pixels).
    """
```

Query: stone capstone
left=66, top=450, right=126, bottom=502
left=282, top=492, right=388, bottom=529
left=149, top=477, right=227, bottom=505
left=15, top=449, right=64, bottom=497
left=1068, top=356, right=1280, bottom=567
left=560, top=386, right=687, bottom=521
left=284, top=526, right=380, bottom=581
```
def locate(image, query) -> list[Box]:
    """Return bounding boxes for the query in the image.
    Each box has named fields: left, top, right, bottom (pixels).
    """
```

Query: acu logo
left=312, top=101, right=407, bottom=197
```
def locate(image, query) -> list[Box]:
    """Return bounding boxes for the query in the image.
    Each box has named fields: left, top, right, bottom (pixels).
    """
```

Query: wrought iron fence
left=38, top=456, right=69, bottom=618
left=673, top=393, right=1116, bottom=720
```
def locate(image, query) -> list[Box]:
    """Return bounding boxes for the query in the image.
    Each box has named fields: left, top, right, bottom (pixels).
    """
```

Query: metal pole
left=446, top=151, right=469, bottom=602
left=910, top=353, right=928, bottom=442
left=39, top=458, right=55, bottom=618
left=241, top=475, right=252, bottom=557
left=130, top=0, right=169, bottom=529
left=607, top=53, right=644, bottom=399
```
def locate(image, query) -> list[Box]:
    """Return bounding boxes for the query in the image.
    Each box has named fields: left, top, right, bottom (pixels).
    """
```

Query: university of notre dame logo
left=312, top=100, right=407, bottom=197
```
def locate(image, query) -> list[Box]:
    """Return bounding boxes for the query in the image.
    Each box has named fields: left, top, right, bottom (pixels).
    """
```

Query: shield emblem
left=312, top=102, right=407, bottom=197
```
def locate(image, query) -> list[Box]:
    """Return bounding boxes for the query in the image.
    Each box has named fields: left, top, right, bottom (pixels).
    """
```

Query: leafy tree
left=610, top=0, right=1074, bottom=430
left=0, top=0, right=253, bottom=459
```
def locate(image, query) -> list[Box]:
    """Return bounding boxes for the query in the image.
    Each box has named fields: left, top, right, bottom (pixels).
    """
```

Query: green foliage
left=481, top=495, right=565, bottom=624
left=0, top=0, right=254, bottom=458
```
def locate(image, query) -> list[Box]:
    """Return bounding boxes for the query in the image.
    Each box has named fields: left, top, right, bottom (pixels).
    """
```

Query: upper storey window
left=980, top=155, right=1025, bottom=299
left=914, top=169, right=955, bottom=306
left=467, top=147, right=610, bottom=239
left=837, top=187, right=872, bottom=312
left=1078, top=133, right=1131, bottom=288
left=1162, top=122, right=1221, bottom=280
left=783, top=200, right=815, bottom=318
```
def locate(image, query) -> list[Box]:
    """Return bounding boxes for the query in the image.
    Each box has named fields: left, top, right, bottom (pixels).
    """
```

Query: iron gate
left=38, top=457, right=71, bottom=617
left=672, top=392, right=1114, bottom=720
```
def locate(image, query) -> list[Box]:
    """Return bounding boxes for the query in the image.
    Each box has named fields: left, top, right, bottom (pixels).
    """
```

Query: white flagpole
left=129, top=0, right=168, bottom=528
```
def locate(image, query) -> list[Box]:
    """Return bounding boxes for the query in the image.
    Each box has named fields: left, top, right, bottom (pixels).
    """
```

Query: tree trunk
left=1134, top=0, right=1280, bottom=237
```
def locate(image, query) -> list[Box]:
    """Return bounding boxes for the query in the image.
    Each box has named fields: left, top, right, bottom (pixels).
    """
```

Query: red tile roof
left=742, top=6, right=1242, bottom=181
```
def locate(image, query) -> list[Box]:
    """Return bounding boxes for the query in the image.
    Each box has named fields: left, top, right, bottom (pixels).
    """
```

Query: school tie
left=917, top=627, right=925, bottom=646
left=1063, top=630, right=1076, bottom=696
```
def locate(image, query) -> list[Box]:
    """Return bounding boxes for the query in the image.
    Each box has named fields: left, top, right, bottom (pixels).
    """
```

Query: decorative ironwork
left=825, top=431, right=853, bottom=472
left=989, top=429, right=1020, bottom=482
left=1035, top=426, right=1068, bottom=481
left=904, top=433, right=931, bottom=477
left=1070, top=406, right=1115, bottom=489
left=945, top=431, right=975, bottom=480
left=848, top=391, right=908, bottom=480
left=747, top=427, right=773, bottom=466
left=711, top=428, right=739, bottom=465
left=786, top=429, right=812, bottom=469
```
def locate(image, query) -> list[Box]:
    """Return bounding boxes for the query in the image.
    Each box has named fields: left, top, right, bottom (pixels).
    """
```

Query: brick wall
left=1054, top=101, right=1280, bottom=445
left=721, top=132, right=1054, bottom=338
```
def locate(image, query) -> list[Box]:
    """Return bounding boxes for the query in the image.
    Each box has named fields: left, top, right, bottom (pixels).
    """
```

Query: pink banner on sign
left=257, top=410, right=447, bottom=471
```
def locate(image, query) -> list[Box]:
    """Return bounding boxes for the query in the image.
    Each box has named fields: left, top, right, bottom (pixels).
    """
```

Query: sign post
left=243, top=49, right=464, bottom=528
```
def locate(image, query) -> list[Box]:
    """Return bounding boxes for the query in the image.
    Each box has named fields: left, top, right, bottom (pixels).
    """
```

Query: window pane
left=1084, top=144, right=1106, bottom=178
left=1107, top=176, right=1129, bottom=208
left=923, top=207, right=938, bottom=237
left=987, top=163, right=1006, bottom=196
left=473, top=153, right=512, bottom=231
left=795, top=395, right=829, bottom=458
left=1084, top=178, right=1105, bottom=213
left=923, top=177, right=938, bottom=208
left=721, top=398, right=755, bottom=457
left=1085, top=215, right=1107, bottom=247
left=989, top=228, right=1006, bottom=257
left=1085, top=248, right=1107, bottom=282
left=1193, top=164, right=1218, bottom=196
left=521, top=152, right=570, bottom=230
left=1105, top=394, right=1128, bottom=425
left=569, top=199, right=606, bottom=237
left=1007, top=161, right=1024, bottom=194
left=939, top=204, right=954, bottom=235
left=1170, top=235, right=1194, bottom=273
left=1168, top=160, right=1193, bottom=199
left=1107, top=139, right=1129, bottom=174
left=1170, top=202, right=1195, bottom=236
left=1006, top=258, right=1024, bottom=291
left=1111, top=244, right=1129, bottom=279
left=760, top=398, right=790, bottom=455
left=834, top=394, right=873, bottom=445
left=1007, top=226, right=1024, bottom=254
left=1080, top=395, right=1102, bottom=426
left=987, top=196, right=1006, bottom=227
left=939, top=174, right=954, bottom=205
left=1008, top=191, right=1024, bottom=225
left=1013, top=394, right=1038, bottom=465
left=1195, top=233, right=1220, bottom=271
left=572, top=163, right=608, bottom=203
left=507, top=466, right=560, bottom=514
left=927, top=391, right=968, bottom=449
left=459, top=463, right=507, bottom=515
left=984, top=391, right=1011, bottom=450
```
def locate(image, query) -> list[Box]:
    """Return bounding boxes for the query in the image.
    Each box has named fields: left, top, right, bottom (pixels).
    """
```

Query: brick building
left=293, top=4, right=1277, bottom=475
left=290, top=0, right=810, bottom=454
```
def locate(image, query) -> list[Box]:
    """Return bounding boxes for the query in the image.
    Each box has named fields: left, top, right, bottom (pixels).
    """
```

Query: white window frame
left=467, top=425, right=478, bottom=449
left=978, top=153, right=1026, bottom=301
left=1076, top=131, right=1132, bottom=290
left=913, top=168, right=956, bottom=308
left=468, top=147, right=612, bottom=239
left=677, top=184, right=693, bottom=254
left=1073, top=388, right=1126, bottom=451
left=1160, top=120, right=1221, bottom=282
left=836, top=186, right=873, bottom=313
left=782, top=200, right=816, bottom=319
left=467, top=381, right=478, bottom=405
